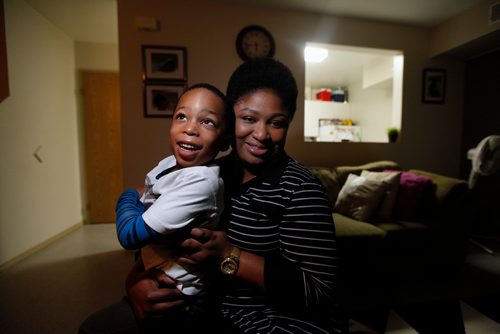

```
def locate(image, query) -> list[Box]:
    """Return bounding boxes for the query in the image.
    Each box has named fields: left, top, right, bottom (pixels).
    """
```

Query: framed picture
left=422, top=68, right=446, bottom=103
left=142, top=45, right=187, bottom=81
left=144, top=83, right=186, bottom=118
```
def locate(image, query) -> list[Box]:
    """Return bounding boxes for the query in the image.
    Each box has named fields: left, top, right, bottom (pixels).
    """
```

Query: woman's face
left=233, top=89, right=290, bottom=170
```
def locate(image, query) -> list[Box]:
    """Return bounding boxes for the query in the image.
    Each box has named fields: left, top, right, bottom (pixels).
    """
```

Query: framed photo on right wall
left=422, top=68, right=446, bottom=104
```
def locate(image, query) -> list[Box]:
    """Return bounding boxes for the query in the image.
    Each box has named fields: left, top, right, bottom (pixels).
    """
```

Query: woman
left=179, top=57, right=345, bottom=333
left=80, top=58, right=346, bottom=333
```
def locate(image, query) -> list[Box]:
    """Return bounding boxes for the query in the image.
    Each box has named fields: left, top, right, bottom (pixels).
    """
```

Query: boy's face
left=170, top=88, right=226, bottom=169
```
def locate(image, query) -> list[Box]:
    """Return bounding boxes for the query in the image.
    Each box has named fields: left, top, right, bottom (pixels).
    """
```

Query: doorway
left=82, top=71, right=123, bottom=223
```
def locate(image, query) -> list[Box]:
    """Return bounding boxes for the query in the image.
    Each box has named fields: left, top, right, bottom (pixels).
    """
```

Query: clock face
left=236, top=25, right=275, bottom=60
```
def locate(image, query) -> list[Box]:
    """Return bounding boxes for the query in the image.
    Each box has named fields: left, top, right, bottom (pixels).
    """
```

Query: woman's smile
left=244, top=140, right=269, bottom=156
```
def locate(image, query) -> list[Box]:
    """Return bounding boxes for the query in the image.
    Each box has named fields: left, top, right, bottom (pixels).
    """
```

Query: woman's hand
left=126, top=259, right=185, bottom=320
left=176, top=228, right=231, bottom=266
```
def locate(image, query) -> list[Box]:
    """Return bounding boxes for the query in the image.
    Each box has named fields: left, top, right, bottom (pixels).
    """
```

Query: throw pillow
left=360, top=170, right=401, bottom=220
left=334, top=173, right=389, bottom=222
left=388, top=171, right=435, bottom=221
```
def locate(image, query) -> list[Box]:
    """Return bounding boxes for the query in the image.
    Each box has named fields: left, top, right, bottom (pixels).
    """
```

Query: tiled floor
left=0, top=224, right=499, bottom=333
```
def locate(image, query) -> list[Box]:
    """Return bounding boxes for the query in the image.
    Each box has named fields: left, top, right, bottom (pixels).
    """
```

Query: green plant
left=387, top=127, right=399, bottom=143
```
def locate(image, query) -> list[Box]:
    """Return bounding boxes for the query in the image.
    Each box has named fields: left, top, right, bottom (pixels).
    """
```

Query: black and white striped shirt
left=219, top=153, right=345, bottom=333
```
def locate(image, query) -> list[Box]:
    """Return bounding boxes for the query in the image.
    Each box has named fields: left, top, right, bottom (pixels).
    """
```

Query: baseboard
left=0, top=221, right=84, bottom=272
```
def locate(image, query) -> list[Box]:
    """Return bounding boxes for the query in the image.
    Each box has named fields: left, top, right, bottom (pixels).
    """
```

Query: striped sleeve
left=264, top=165, right=339, bottom=315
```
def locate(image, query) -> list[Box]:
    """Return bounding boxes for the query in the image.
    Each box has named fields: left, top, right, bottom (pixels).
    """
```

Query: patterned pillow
left=360, top=170, right=401, bottom=220
left=334, top=173, right=390, bottom=222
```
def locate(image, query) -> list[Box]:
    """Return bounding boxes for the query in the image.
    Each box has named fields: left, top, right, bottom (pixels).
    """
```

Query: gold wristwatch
left=220, top=246, right=241, bottom=275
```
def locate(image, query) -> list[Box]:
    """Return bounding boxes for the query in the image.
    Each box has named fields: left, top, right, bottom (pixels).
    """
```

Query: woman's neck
left=241, top=168, right=257, bottom=184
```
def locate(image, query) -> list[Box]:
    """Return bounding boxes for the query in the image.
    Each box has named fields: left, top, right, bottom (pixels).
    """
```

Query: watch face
left=236, top=25, right=275, bottom=60
left=221, top=257, right=239, bottom=275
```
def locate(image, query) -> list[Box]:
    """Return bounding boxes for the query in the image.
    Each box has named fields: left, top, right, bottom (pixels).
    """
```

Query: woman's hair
left=179, top=83, right=234, bottom=135
left=226, top=58, right=298, bottom=120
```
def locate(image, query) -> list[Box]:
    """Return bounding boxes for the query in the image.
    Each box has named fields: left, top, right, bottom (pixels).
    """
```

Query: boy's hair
left=226, top=57, right=298, bottom=120
left=177, top=83, right=234, bottom=136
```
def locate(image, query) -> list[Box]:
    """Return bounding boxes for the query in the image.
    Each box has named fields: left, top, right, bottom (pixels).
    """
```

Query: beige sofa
left=308, top=161, right=469, bottom=310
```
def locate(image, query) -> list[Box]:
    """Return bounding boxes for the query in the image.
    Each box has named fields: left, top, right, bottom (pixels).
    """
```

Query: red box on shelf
left=316, top=89, right=332, bottom=101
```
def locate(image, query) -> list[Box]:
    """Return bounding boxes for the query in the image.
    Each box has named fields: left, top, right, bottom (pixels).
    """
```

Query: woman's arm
left=178, top=228, right=266, bottom=289
left=126, top=257, right=186, bottom=320
left=265, top=179, right=339, bottom=314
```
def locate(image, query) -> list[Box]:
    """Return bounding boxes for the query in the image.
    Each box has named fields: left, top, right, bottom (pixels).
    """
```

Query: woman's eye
left=271, top=120, right=288, bottom=128
left=242, top=116, right=255, bottom=123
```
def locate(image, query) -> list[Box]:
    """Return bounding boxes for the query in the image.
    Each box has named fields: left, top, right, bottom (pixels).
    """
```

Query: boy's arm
left=115, top=189, right=159, bottom=250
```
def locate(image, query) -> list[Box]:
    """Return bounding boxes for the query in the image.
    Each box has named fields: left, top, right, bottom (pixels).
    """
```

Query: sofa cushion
left=335, top=160, right=401, bottom=185
left=409, top=169, right=467, bottom=209
left=360, top=170, right=401, bottom=220
left=309, top=161, right=401, bottom=207
left=335, top=173, right=390, bottom=222
left=389, top=171, right=436, bottom=221
left=333, top=213, right=387, bottom=239
left=308, top=166, right=341, bottom=208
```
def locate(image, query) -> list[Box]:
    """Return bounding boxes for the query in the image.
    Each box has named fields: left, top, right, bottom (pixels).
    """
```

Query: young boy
left=115, top=83, right=232, bottom=298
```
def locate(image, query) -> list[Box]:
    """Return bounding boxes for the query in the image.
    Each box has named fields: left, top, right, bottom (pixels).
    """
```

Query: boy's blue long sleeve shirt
left=115, top=189, right=158, bottom=250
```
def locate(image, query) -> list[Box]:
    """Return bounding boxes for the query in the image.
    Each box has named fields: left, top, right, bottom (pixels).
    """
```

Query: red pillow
left=386, top=171, right=435, bottom=221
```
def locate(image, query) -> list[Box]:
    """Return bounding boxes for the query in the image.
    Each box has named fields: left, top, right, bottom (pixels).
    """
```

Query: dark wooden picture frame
left=143, top=82, right=186, bottom=118
left=142, top=45, right=187, bottom=82
left=422, top=68, right=446, bottom=104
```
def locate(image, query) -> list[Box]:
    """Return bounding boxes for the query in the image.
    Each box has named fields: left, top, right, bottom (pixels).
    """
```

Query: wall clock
left=236, top=25, right=276, bottom=61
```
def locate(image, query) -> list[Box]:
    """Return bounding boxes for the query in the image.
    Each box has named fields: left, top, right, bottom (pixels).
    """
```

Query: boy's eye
left=202, top=119, right=216, bottom=127
left=174, top=113, right=186, bottom=120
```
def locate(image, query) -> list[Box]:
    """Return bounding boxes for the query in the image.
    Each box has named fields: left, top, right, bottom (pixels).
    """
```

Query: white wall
left=0, top=0, right=83, bottom=266
left=350, top=80, right=393, bottom=142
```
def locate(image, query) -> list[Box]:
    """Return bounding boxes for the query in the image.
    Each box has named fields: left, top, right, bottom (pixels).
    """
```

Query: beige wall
left=75, top=41, right=119, bottom=72
left=0, top=0, right=82, bottom=266
left=431, top=0, right=500, bottom=57
left=118, top=0, right=466, bottom=187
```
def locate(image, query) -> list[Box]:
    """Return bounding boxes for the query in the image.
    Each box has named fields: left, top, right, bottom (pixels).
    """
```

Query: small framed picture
left=144, top=83, right=186, bottom=118
left=422, top=68, right=446, bottom=104
left=142, top=45, right=187, bottom=81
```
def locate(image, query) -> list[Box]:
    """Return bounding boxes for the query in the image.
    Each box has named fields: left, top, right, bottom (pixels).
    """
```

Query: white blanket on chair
left=468, top=135, right=500, bottom=188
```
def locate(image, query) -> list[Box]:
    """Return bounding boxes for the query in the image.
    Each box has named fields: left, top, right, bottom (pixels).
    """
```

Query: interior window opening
left=304, top=42, right=404, bottom=143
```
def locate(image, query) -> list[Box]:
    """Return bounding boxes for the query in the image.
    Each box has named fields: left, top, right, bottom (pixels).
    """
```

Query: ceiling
left=25, top=0, right=486, bottom=44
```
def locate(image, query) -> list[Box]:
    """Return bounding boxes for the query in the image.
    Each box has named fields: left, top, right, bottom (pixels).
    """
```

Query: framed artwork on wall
left=144, top=82, right=186, bottom=118
left=142, top=45, right=187, bottom=81
left=422, top=68, right=446, bottom=104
